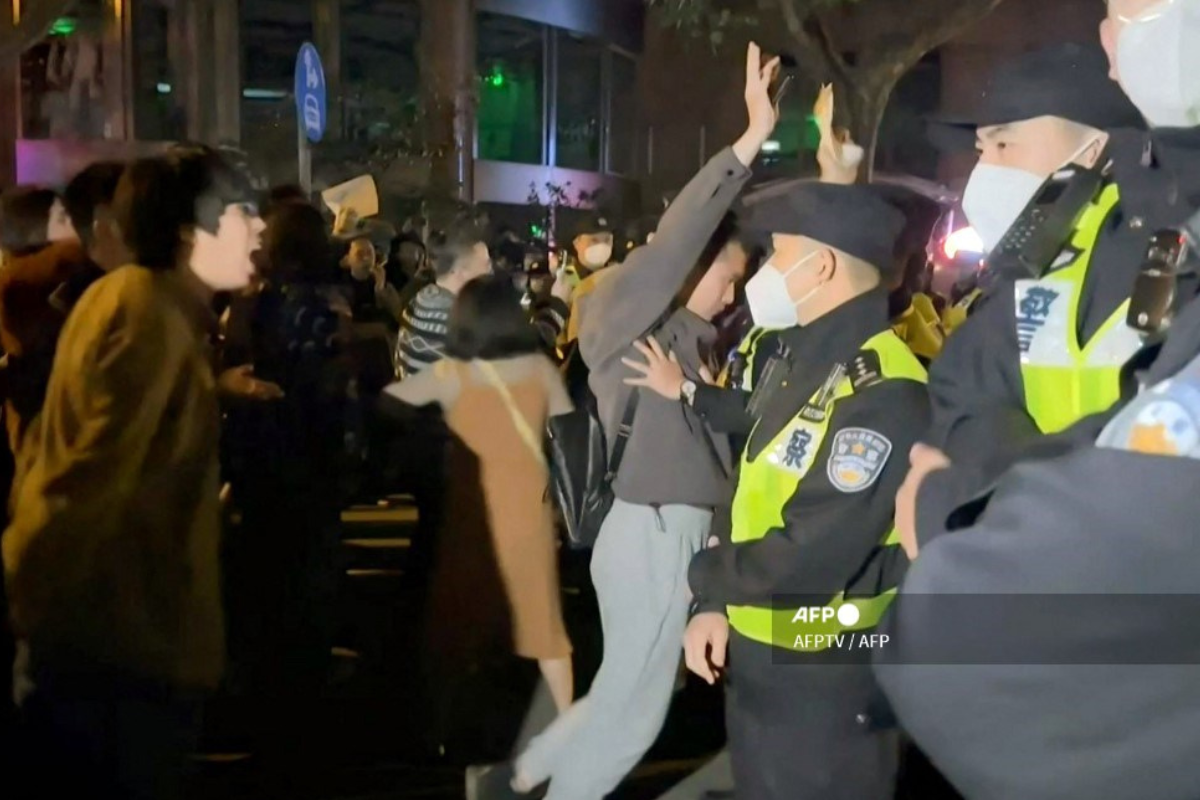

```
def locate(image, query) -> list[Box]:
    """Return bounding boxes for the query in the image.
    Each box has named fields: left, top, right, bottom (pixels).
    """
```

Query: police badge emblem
left=1098, top=372, right=1200, bottom=458
left=827, top=428, right=892, bottom=493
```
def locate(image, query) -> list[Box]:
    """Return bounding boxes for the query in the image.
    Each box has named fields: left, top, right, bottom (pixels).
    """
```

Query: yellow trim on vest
left=726, top=331, right=926, bottom=651
left=1017, top=184, right=1142, bottom=434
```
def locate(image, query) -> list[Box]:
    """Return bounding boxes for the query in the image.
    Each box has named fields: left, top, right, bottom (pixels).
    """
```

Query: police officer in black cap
left=877, top=6, right=1200, bottom=796
left=668, top=182, right=929, bottom=800
left=919, top=42, right=1147, bottom=508
left=565, top=211, right=615, bottom=283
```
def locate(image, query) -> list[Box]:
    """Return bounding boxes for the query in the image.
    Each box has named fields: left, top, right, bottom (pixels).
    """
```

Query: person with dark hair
left=259, top=183, right=310, bottom=220
left=384, top=273, right=574, bottom=716
left=0, top=187, right=74, bottom=259
left=221, top=201, right=348, bottom=791
left=4, top=148, right=265, bottom=798
left=0, top=164, right=128, bottom=458
left=394, top=219, right=494, bottom=378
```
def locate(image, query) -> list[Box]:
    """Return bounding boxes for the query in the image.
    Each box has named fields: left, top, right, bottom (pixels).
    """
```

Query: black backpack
left=545, top=386, right=639, bottom=550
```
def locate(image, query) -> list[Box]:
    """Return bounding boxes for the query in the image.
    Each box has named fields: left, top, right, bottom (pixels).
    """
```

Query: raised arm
left=579, top=43, right=780, bottom=368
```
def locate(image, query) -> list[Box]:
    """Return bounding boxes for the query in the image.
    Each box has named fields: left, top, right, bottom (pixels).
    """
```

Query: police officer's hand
left=895, top=443, right=951, bottom=560
left=733, top=43, right=781, bottom=167
left=622, top=338, right=686, bottom=399
left=684, top=613, right=730, bottom=686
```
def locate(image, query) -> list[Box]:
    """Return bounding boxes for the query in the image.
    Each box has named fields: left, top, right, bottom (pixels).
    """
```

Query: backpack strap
left=604, top=388, right=640, bottom=482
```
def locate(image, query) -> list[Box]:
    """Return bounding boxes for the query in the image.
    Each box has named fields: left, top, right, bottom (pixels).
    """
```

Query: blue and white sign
left=295, top=42, right=327, bottom=143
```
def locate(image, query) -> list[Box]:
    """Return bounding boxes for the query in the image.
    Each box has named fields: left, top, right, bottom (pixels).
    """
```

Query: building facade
left=1, top=0, right=644, bottom=221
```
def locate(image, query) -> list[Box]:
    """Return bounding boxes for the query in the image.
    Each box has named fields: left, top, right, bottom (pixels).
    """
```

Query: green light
left=49, top=17, right=76, bottom=36
left=485, top=64, right=507, bottom=88
left=530, top=224, right=545, bottom=238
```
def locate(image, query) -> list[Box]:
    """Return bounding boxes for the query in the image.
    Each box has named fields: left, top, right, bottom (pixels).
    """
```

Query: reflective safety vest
left=726, top=330, right=927, bottom=651
left=1016, top=184, right=1143, bottom=434
left=721, top=327, right=773, bottom=391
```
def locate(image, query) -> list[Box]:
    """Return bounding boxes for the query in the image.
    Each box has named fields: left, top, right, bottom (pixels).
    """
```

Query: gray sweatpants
left=517, top=499, right=711, bottom=800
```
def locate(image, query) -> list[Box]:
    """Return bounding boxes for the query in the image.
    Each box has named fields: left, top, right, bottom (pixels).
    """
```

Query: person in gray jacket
left=466, top=43, right=781, bottom=800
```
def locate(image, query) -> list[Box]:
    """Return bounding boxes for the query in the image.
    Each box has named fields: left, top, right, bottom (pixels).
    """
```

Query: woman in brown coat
left=384, top=273, right=574, bottom=712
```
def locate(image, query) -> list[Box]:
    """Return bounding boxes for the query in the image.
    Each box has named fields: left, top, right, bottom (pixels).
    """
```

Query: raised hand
left=733, top=42, right=782, bottom=167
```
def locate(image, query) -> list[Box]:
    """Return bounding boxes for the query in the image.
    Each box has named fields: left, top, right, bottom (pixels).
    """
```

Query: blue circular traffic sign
left=295, top=42, right=327, bottom=144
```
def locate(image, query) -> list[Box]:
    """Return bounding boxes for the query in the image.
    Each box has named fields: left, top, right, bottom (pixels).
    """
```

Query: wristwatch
left=681, top=379, right=698, bottom=407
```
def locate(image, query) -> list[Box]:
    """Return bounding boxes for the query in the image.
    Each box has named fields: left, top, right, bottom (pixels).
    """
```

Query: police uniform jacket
left=877, top=289, right=1200, bottom=800
left=689, top=289, right=928, bottom=618
left=920, top=126, right=1200, bottom=546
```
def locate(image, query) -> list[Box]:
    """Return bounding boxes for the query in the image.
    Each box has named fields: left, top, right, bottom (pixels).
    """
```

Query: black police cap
left=567, top=211, right=614, bottom=240
left=929, top=42, right=1144, bottom=152
left=741, top=180, right=905, bottom=274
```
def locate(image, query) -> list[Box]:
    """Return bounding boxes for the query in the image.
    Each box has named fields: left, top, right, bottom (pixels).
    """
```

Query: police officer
left=879, top=227, right=1200, bottom=800
left=922, top=42, right=1144, bottom=480
left=879, top=5, right=1200, bottom=795
left=915, top=7, right=1200, bottom=547
left=676, top=183, right=928, bottom=800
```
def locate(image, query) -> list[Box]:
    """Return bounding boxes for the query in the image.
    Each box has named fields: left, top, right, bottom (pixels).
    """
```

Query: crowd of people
left=1, top=0, right=1200, bottom=799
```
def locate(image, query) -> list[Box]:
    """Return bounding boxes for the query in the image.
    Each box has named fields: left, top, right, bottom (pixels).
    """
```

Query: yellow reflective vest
left=726, top=330, right=927, bottom=651
left=1016, top=184, right=1143, bottom=434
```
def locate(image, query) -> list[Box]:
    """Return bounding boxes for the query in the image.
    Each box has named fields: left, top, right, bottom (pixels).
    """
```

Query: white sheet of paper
left=322, top=174, right=379, bottom=219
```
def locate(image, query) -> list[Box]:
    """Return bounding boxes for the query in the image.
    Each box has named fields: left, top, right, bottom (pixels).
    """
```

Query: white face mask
left=962, top=135, right=1102, bottom=253
left=961, top=164, right=1046, bottom=253
left=1116, top=0, right=1200, bottom=128
left=582, top=242, right=613, bottom=267
left=745, top=253, right=819, bottom=329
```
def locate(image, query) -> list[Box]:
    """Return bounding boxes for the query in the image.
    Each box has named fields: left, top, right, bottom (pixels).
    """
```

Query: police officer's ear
left=813, top=247, right=838, bottom=284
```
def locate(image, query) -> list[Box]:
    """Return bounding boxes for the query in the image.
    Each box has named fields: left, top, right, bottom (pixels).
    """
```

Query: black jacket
left=876, top=291, right=1200, bottom=800
left=689, top=290, right=929, bottom=610
left=919, top=127, right=1200, bottom=546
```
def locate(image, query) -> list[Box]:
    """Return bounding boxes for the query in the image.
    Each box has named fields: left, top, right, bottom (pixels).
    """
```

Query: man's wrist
left=732, top=128, right=770, bottom=167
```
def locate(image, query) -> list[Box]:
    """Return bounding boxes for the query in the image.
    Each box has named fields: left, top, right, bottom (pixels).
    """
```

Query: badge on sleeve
left=1098, top=374, right=1200, bottom=458
left=827, top=428, right=892, bottom=493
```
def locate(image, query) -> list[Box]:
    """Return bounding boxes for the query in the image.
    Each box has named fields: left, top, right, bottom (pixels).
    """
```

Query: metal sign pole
left=294, top=41, right=326, bottom=201
left=298, top=124, right=312, bottom=196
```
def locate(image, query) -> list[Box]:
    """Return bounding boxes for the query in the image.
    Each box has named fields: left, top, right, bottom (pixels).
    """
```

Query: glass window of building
left=131, top=0, right=179, bottom=141
left=19, top=0, right=110, bottom=140
left=555, top=31, right=602, bottom=172
left=477, top=12, right=545, bottom=166
left=608, top=51, right=637, bottom=175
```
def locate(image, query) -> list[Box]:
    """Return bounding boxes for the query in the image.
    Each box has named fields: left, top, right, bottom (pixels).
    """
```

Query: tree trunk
left=420, top=0, right=476, bottom=205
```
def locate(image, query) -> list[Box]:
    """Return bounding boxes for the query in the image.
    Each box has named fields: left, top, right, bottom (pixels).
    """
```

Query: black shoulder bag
left=546, top=387, right=640, bottom=550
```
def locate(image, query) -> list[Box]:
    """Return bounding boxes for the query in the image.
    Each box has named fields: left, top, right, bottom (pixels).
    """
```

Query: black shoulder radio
left=1127, top=209, right=1200, bottom=339
left=986, top=153, right=1111, bottom=280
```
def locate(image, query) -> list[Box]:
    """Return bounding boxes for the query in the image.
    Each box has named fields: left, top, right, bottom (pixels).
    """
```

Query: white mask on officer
left=1116, top=0, right=1200, bottom=128
left=745, top=252, right=821, bottom=329
left=961, top=135, right=1103, bottom=253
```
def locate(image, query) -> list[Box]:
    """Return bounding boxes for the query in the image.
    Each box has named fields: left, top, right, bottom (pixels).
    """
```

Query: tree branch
left=776, top=0, right=846, bottom=82
left=861, top=0, right=1005, bottom=70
